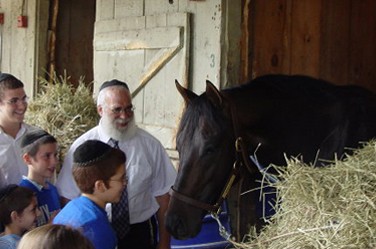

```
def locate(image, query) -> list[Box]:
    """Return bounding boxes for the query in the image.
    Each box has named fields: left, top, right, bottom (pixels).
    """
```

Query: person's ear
left=22, top=153, right=32, bottom=165
left=10, top=210, right=21, bottom=223
left=94, top=180, right=107, bottom=193
left=97, top=105, right=104, bottom=117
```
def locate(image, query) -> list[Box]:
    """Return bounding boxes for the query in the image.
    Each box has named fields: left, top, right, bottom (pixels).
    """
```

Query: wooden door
left=93, top=12, right=190, bottom=153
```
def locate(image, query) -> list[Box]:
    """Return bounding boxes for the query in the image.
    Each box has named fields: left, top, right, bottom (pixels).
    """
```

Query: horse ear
left=175, top=80, right=198, bottom=105
left=206, top=80, right=223, bottom=107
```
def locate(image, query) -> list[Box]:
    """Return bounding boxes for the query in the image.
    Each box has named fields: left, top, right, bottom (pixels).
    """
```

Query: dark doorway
left=50, top=0, right=95, bottom=87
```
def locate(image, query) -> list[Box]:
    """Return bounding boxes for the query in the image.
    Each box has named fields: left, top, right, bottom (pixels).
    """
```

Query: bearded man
left=56, top=80, right=177, bottom=249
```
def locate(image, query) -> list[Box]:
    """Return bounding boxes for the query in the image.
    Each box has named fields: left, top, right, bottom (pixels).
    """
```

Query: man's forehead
left=105, top=89, right=132, bottom=104
left=2, top=87, right=26, bottom=97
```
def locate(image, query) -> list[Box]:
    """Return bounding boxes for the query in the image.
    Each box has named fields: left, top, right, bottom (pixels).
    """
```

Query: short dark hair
left=0, top=185, right=35, bottom=225
left=0, top=73, right=24, bottom=100
left=72, top=140, right=126, bottom=194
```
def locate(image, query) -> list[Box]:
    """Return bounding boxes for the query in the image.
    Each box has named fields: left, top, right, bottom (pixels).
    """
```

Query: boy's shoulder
left=19, top=178, right=39, bottom=191
left=0, top=234, right=21, bottom=248
left=54, top=196, right=105, bottom=224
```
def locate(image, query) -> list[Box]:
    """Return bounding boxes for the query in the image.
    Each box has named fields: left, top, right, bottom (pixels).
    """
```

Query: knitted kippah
left=20, top=129, right=51, bottom=148
left=0, top=184, right=18, bottom=203
left=99, top=79, right=129, bottom=92
left=73, top=140, right=113, bottom=167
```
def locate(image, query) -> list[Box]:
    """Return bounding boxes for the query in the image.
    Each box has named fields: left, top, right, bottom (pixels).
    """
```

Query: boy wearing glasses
left=53, top=140, right=127, bottom=249
left=0, top=73, right=37, bottom=188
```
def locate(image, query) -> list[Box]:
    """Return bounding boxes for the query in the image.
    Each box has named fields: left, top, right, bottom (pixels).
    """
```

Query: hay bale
left=232, top=141, right=376, bottom=249
left=25, top=73, right=99, bottom=171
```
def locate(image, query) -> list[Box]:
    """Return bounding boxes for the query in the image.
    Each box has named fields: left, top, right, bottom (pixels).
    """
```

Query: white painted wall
left=94, top=0, right=241, bottom=94
left=0, top=0, right=49, bottom=98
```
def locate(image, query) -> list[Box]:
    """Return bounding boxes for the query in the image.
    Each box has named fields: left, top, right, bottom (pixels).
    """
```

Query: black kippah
left=0, top=184, right=18, bottom=203
left=73, top=140, right=113, bottom=167
left=20, top=129, right=51, bottom=148
left=99, top=79, right=129, bottom=92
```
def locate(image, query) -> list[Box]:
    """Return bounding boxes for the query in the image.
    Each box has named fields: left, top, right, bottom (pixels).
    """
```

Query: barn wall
left=94, top=0, right=241, bottom=93
left=0, top=0, right=49, bottom=97
left=246, top=0, right=376, bottom=92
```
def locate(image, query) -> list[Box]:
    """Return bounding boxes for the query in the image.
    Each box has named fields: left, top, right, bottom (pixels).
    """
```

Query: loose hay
left=25, top=72, right=99, bottom=171
left=231, top=141, right=376, bottom=249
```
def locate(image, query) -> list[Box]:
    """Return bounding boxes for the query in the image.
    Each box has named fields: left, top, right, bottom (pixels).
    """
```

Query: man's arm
left=156, top=193, right=171, bottom=249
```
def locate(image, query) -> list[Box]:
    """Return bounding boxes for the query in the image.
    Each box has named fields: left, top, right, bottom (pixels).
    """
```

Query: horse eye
left=203, top=146, right=215, bottom=156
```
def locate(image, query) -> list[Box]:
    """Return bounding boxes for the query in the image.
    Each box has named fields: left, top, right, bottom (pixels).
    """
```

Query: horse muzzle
left=165, top=196, right=204, bottom=239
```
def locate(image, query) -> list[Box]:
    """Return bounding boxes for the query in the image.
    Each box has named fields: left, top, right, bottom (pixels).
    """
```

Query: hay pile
left=25, top=73, right=99, bottom=170
left=233, top=141, right=376, bottom=249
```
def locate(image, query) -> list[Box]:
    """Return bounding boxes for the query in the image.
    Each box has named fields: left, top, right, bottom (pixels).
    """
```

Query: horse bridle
left=170, top=94, right=255, bottom=215
left=170, top=152, right=241, bottom=214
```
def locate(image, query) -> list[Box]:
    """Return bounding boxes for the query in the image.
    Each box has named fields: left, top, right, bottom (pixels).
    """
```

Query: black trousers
left=117, top=216, right=158, bottom=249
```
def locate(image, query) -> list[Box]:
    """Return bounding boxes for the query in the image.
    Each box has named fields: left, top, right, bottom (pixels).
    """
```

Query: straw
left=229, top=141, right=376, bottom=249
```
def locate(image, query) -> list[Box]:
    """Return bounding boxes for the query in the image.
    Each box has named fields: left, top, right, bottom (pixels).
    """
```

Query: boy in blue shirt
left=53, top=140, right=127, bottom=249
left=19, top=129, right=61, bottom=226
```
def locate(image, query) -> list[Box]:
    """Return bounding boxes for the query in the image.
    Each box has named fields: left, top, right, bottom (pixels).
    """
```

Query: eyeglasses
left=109, top=176, right=128, bottom=185
left=108, top=105, right=135, bottom=115
left=4, top=96, right=29, bottom=106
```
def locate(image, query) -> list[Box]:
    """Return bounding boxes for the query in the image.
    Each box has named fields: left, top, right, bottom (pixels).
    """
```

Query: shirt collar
left=22, top=176, right=46, bottom=191
left=0, top=122, right=27, bottom=138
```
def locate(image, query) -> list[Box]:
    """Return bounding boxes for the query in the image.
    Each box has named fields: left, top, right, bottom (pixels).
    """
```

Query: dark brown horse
left=165, top=74, right=376, bottom=241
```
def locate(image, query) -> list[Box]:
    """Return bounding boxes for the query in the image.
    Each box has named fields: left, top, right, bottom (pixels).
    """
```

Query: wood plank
left=167, top=12, right=190, bottom=87
left=95, top=16, right=146, bottom=34
left=133, top=42, right=182, bottom=98
left=145, top=0, right=178, bottom=15
left=96, top=0, right=115, bottom=21
left=348, top=0, right=376, bottom=91
left=146, top=13, right=167, bottom=28
left=290, top=0, right=321, bottom=76
left=94, top=27, right=182, bottom=51
left=115, top=0, right=143, bottom=18
left=319, top=0, right=351, bottom=85
left=251, top=0, right=290, bottom=78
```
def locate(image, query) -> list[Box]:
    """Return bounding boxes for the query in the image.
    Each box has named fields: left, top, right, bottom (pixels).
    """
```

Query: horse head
left=166, top=80, right=236, bottom=239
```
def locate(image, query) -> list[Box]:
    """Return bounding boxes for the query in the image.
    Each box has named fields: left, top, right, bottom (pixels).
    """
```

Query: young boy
left=0, top=184, right=39, bottom=249
left=19, top=129, right=61, bottom=226
left=0, top=73, right=38, bottom=188
left=53, top=140, right=127, bottom=249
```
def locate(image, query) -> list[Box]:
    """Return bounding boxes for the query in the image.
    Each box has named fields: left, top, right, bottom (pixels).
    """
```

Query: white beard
left=101, top=115, right=137, bottom=142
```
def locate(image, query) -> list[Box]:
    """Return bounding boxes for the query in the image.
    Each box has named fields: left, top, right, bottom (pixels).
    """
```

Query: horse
left=165, top=74, right=376, bottom=241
